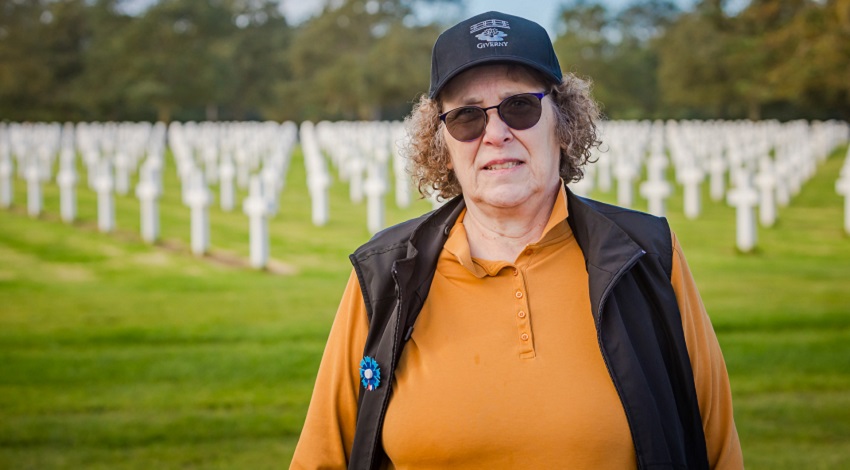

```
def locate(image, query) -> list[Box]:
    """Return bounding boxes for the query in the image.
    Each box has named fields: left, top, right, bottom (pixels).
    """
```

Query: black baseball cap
left=429, top=11, right=562, bottom=99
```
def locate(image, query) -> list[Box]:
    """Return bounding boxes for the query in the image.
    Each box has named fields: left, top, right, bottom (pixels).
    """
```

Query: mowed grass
left=1, top=144, right=849, bottom=469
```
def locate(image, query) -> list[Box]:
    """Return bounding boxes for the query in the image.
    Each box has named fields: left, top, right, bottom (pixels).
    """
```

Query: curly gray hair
left=404, top=67, right=601, bottom=199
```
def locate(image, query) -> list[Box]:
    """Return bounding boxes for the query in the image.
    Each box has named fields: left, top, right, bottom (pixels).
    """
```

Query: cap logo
left=470, top=19, right=509, bottom=48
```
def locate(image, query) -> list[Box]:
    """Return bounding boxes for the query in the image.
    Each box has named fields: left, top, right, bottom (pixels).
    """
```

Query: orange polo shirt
left=291, top=186, right=743, bottom=469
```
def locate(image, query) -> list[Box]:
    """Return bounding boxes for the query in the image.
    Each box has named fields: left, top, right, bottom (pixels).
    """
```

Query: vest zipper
left=595, top=248, right=646, bottom=469
left=365, top=266, right=404, bottom=470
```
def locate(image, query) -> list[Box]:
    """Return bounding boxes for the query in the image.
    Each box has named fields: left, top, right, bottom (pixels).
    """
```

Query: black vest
left=347, top=187, right=709, bottom=470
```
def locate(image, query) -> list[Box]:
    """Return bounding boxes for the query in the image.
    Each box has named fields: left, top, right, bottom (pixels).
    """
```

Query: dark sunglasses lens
left=499, top=94, right=543, bottom=130
left=445, top=107, right=486, bottom=142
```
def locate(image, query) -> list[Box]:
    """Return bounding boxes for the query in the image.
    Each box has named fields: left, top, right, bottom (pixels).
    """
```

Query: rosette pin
left=359, top=356, right=381, bottom=391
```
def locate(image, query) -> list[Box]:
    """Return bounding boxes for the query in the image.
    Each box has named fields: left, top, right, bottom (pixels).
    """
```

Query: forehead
left=439, top=64, right=545, bottom=105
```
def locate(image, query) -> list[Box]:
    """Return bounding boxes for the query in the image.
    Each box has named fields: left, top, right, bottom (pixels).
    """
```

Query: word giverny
left=1, top=119, right=848, bottom=269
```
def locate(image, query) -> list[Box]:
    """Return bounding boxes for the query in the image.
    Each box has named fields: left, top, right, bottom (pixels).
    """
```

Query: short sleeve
left=670, top=231, right=744, bottom=469
left=290, top=269, right=370, bottom=469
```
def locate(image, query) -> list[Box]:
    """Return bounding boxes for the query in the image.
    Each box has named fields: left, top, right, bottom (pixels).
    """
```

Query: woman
left=292, top=11, right=743, bottom=469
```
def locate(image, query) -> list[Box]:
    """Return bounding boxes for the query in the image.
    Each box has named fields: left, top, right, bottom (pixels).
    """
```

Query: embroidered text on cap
left=471, top=19, right=509, bottom=46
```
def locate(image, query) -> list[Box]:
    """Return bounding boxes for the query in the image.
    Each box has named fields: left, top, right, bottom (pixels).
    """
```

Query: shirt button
left=512, top=268, right=519, bottom=276
left=524, top=249, right=533, bottom=256
left=521, top=333, right=529, bottom=341
left=515, top=291, right=523, bottom=299
left=518, top=311, right=526, bottom=318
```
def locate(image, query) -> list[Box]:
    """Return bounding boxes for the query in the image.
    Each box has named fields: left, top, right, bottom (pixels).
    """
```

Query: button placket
left=513, top=267, right=534, bottom=358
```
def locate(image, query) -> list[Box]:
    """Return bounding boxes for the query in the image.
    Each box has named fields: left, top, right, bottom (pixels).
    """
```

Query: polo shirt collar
left=444, top=182, right=571, bottom=278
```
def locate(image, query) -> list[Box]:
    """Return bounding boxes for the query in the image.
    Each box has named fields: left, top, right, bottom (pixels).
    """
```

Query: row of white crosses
left=0, top=126, right=10, bottom=209
left=82, top=122, right=166, bottom=233
left=312, top=120, right=416, bottom=234
left=168, top=121, right=298, bottom=267
left=0, top=120, right=298, bottom=270
left=1, top=123, right=62, bottom=217
left=299, top=121, right=331, bottom=227
left=4, top=119, right=848, bottom=260
left=720, top=120, right=848, bottom=251
left=575, top=119, right=849, bottom=252
left=0, top=122, right=165, bottom=232
left=2, top=117, right=414, bottom=267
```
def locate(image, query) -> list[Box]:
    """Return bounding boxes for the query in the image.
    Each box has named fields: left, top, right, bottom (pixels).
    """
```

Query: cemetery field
left=1, top=145, right=850, bottom=469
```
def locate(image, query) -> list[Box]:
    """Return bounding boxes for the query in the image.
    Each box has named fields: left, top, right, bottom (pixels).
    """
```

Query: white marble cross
left=347, top=154, right=365, bottom=204
left=218, top=155, right=236, bottom=212
left=185, top=171, right=211, bottom=256
left=93, top=160, right=115, bottom=233
left=243, top=176, right=274, bottom=269
left=773, top=159, right=791, bottom=208
left=179, top=159, right=198, bottom=207
left=754, top=158, right=777, bottom=227
left=25, top=158, right=42, bottom=218
left=114, top=151, right=131, bottom=196
left=135, top=160, right=162, bottom=244
left=261, top=163, right=281, bottom=217
left=82, top=149, right=100, bottom=190
left=726, top=172, right=759, bottom=253
left=235, top=148, right=250, bottom=190
left=301, top=122, right=330, bottom=227
left=678, top=165, right=704, bottom=220
left=0, top=148, right=13, bottom=209
left=365, top=161, right=387, bottom=234
left=640, top=176, right=671, bottom=217
left=36, top=145, right=54, bottom=183
left=202, top=144, right=219, bottom=185
left=708, top=152, right=727, bottom=202
left=640, top=155, right=671, bottom=216
left=836, top=172, right=850, bottom=236
left=308, top=171, right=330, bottom=227
left=614, top=160, right=637, bottom=208
left=57, top=148, right=78, bottom=223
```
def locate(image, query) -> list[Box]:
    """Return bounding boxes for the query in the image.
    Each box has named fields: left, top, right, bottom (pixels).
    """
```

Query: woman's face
left=440, top=65, right=561, bottom=215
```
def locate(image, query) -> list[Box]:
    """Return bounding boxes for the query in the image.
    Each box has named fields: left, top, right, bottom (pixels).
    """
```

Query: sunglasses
left=439, top=91, right=550, bottom=142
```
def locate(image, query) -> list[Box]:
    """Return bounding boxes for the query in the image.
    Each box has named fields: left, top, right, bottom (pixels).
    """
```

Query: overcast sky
left=279, top=0, right=675, bottom=38
left=291, top=0, right=571, bottom=35
left=124, top=0, right=706, bottom=39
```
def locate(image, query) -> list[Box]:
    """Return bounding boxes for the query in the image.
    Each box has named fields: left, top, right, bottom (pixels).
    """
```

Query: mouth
left=483, top=160, right=524, bottom=171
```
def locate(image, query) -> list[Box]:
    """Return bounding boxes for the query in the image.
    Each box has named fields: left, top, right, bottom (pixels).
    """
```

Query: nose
left=482, top=107, right=512, bottom=144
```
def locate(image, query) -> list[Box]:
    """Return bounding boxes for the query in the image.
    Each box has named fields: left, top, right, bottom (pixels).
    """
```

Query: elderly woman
left=292, top=11, right=743, bottom=470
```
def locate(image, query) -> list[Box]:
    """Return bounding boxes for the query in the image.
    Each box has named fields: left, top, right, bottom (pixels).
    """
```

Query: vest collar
left=565, top=189, right=647, bottom=322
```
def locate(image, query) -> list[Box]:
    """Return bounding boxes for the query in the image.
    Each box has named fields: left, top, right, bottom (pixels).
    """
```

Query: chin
left=476, top=191, right=533, bottom=209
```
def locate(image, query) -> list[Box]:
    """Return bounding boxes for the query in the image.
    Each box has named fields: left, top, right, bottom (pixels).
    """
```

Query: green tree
left=104, top=0, right=235, bottom=122
left=761, top=0, right=850, bottom=119
left=68, top=0, right=136, bottom=121
left=554, top=0, right=678, bottom=119
left=283, top=0, right=456, bottom=121
left=656, top=8, right=736, bottom=118
left=0, top=0, right=95, bottom=121
left=364, top=21, right=439, bottom=119
left=553, top=1, right=610, bottom=80
left=657, top=0, right=850, bottom=120
left=224, top=1, right=292, bottom=120
left=731, top=0, right=813, bottom=119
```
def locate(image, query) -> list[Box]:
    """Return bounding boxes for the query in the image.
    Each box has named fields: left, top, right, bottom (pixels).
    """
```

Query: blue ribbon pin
left=359, top=356, right=381, bottom=391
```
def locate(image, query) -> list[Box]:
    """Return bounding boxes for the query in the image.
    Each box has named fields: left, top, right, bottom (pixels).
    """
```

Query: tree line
left=1, top=0, right=848, bottom=123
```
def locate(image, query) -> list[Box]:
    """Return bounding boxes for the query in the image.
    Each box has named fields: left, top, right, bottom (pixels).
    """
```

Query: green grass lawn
left=1, top=144, right=849, bottom=469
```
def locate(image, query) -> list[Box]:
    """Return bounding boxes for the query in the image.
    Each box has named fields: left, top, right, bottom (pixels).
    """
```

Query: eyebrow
left=447, top=90, right=531, bottom=108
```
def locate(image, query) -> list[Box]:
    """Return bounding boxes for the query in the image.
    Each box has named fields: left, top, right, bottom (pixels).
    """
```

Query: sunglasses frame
left=438, top=91, right=550, bottom=142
